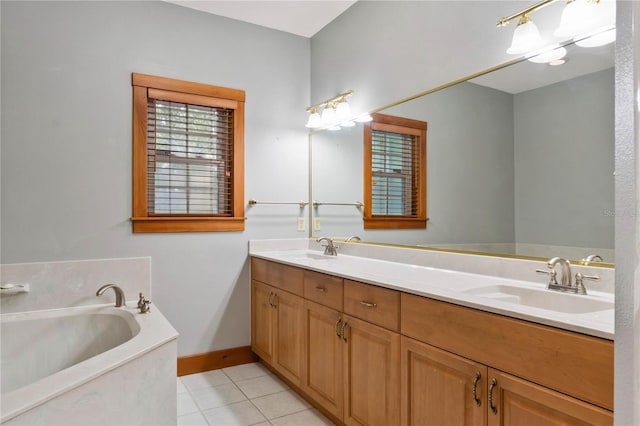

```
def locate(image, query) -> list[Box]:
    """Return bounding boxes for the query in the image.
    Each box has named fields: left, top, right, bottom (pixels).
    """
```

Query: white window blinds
left=371, top=129, right=419, bottom=216
left=147, top=98, right=234, bottom=215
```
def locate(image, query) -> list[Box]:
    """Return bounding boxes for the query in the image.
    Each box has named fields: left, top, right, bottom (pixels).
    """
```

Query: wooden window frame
left=363, top=113, right=427, bottom=229
left=131, top=73, right=245, bottom=233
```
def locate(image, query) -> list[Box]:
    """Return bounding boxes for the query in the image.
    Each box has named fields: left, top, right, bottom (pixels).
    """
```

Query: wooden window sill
left=131, top=217, right=246, bottom=233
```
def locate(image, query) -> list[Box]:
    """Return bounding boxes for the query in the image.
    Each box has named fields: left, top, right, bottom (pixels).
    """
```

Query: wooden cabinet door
left=251, top=280, right=274, bottom=363
left=401, top=336, right=487, bottom=426
left=487, top=369, right=612, bottom=426
left=272, top=288, right=304, bottom=386
left=302, top=300, right=344, bottom=419
left=342, top=315, right=401, bottom=426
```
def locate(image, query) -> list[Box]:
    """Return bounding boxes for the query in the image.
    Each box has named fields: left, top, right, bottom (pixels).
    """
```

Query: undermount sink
left=463, top=284, right=613, bottom=314
left=284, top=252, right=337, bottom=261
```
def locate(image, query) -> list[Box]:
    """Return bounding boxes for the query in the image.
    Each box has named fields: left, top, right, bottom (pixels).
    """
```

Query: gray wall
left=1, top=1, right=310, bottom=356
left=310, top=1, right=563, bottom=117
left=514, top=68, right=614, bottom=249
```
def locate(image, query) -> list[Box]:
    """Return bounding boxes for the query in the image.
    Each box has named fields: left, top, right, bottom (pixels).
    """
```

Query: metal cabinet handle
left=316, top=286, right=327, bottom=293
left=472, top=372, right=482, bottom=407
left=268, top=292, right=274, bottom=307
left=271, top=293, right=278, bottom=308
left=360, top=301, right=377, bottom=308
left=489, top=378, right=498, bottom=415
left=336, top=318, right=342, bottom=339
left=341, top=321, right=348, bottom=342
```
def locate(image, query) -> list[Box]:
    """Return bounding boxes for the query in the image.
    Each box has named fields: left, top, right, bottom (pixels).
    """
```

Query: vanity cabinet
left=251, top=259, right=304, bottom=386
left=401, top=336, right=487, bottom=426
left=301, top=271, right=344, bottom=419
left=300, top=271, right=401, bottom=425
left=401, top=292, right=613, bottom=425
left=488, top=368, right=613, bottom=426
left=251, top=257, right=613, bottom=426
left=342, top=314, right=401, bottom=426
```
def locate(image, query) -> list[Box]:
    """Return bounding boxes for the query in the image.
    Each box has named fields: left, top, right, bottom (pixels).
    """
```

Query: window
left=363, top=113, right=427, bottom=229
left=131, top=73, right=245, bottom=232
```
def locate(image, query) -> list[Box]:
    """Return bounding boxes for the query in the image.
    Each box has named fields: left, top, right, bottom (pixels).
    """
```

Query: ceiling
left=165, top=0, right=357, bottom=38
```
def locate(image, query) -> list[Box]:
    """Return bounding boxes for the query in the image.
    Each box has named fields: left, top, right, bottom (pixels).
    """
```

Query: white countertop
left=250, top=244, right=614, bottom=340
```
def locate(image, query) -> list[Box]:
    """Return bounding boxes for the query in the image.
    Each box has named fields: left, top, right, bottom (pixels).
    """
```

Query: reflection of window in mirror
left=363, top=113, right=427, bottom=229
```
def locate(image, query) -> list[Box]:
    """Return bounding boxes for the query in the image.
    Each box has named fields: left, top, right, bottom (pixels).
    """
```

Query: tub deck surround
left=0, top=303, right=179, bottom=424
left=249, top=239, right=614, bottom=340
left=0, top=257, right=152, bottom=314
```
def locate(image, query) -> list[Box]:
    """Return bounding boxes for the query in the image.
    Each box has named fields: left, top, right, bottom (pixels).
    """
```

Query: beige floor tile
left=202, top=400, right=267, bottom=426
left=222, top=362, right=271, bottom=382
left=192, top=382, right=248, bottom=411
left=251, top=390, right=311, bottom=420
left=270, top=409, right=335, bottom=426
left=181, top=369, right=232, bottom=392
left=235, top=373, right=289, bottom=399
left=177, top=377, right=189, bottom=394
left=178, top=392, right=200, bottom=416
left=178, top=411, right=209, bottom=426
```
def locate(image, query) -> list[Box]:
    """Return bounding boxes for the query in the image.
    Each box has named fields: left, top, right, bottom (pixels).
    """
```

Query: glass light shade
left=335, top=100, right=352, bottom=122
left=341, top=121, right=356, bottom=127
left=328, top=126, right=341, bottom=131
left=321, top=106, right=336, bottom=126
left=355, top=112, right=373, bottom=123
left=554, top=0, right=597, bottom=38
left=506, top=18, right=543, bottom=55
left=575, top=27, right=616, bottom=47
left=305, top=112, right=322, bottom=128
left=527, top=46, right=567, bottom=64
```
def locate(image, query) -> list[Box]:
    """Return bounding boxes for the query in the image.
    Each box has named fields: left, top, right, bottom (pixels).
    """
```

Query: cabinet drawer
left=401, top=293, right=613, bottom=411
left=343, top=280, right=400, bottom=331
left=303, top=270, right=343, bottom=311
left=251, top=258, right=303, bottom=296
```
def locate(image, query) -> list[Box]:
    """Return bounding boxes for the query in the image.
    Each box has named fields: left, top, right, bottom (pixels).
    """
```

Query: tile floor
left=177, top=362, right=336, bottom=426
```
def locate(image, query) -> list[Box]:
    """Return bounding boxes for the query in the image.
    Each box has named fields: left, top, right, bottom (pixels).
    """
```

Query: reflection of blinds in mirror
left=371, top=130, right=418, bottom=216
left=147, top=98, right=234, bottom=215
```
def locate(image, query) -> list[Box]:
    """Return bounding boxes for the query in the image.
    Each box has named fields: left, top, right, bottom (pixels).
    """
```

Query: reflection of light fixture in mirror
left=506, top=15, right=544, bottom=54
left=527, top=45, right=568, bottom=64
left=305, top=107, right=322, bottom=128
left=575, top=25, right=615, bottom=47
left=554, top=0, right=598, bottom=38
left=355, top=112, right=373, bottom=123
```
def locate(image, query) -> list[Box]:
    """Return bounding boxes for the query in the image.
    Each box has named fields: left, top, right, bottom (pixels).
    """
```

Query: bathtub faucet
left=96, top=284, right=126, bottom=307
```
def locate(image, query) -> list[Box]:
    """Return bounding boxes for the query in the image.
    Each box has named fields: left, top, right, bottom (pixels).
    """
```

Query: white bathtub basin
left=461, top=284, right=614, bottom=314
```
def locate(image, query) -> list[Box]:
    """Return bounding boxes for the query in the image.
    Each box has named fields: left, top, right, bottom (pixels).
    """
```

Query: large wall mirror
left=310, top=38, right=614, bottom=266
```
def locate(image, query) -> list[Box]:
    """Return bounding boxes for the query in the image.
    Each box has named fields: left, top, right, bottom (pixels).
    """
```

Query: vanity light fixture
left=498, top=0, right=614, bottom=61
left=575, top=25, right=615, bottom=47
left=526, top=44, right=568, bottom=63
left=554, top=0, right=598, bottom=38
left=506, top=15, right=544, bottom=54
left=305, top=90, right=372, bottom=130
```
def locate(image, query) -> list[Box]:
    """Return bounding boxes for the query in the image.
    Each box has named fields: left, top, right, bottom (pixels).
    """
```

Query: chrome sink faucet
left=548, top=257, right=572, bottom=288
left=96, top=283, right=126, bottom=307
left=536, top=257, right=599, bottom=295
left=317, top=237, right=338, bottom=256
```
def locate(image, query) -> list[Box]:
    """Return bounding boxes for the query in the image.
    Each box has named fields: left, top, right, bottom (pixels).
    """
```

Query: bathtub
left=1, top=304, right=178, bottom=425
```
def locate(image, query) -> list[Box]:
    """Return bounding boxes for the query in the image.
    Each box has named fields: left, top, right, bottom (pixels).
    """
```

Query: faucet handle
left=536, top=269, right=558, bottom=286
left=575, top=272, right=600, bottom=285
left=573, top=272, right=599, bottom=295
